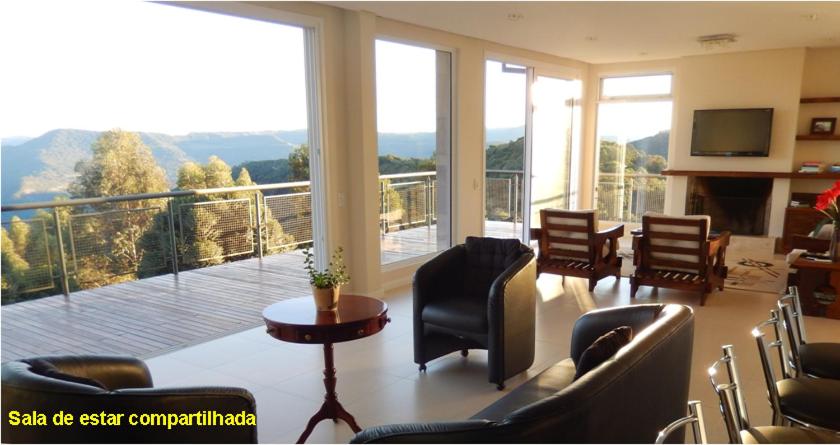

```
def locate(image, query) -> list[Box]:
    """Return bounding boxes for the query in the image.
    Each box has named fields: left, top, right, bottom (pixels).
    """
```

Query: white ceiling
left=326, top=1, right=840, bottom=63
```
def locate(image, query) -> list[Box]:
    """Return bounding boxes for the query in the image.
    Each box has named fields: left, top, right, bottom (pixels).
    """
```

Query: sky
left=0, top=1, right=308, bottom=138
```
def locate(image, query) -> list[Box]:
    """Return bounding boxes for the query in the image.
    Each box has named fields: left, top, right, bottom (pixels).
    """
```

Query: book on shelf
left=798, top=161, right=826, bottom=173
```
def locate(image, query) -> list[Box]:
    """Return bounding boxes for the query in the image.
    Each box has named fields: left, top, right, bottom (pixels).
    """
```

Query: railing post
left=513, top=173, right=520, bottom=237
left=254, top=191, right=264, bottom=259
left=425, top=176, right=432, bottom=228
left=380, top=180, right=387, bottom=235
left=52, top=208, right=70, bottom=297
left=167, top=198, right=179, bottom=275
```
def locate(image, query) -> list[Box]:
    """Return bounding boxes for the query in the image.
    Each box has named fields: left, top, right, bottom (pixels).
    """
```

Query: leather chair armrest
left=111, top=386, right=257, bottom=443
left=350, top=420, right=495, bottom=443
left=413, top=244, right=466, bottom=309
left=42, top=355, right=153, bottom=390
left=488, top=251, right=536, bottom=305
left=791, top=234, right=830, bottom=253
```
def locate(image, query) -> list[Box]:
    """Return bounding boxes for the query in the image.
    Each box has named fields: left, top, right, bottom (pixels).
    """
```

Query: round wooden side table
left=263, top=294, right=389, bottom=444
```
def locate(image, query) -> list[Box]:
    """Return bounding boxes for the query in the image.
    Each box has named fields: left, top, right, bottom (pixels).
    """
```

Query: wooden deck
left=1, top=221, right=523, bottom=363
left=1, top=252, right=311, bottom=362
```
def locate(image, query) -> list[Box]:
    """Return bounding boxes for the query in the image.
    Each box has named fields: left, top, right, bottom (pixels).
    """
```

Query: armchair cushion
left=421, top=298, right=488, bottom=334
left=573, top=326, right=633, bottom=380
left=543, top=210, right=595, bottom=260
left=23, top=358, right=106, bottom=390
left=463, top=237, right=524, bottom=300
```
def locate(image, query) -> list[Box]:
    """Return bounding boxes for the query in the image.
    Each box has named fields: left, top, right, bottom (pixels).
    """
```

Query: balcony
left=1, top=172, right=522, bottom=362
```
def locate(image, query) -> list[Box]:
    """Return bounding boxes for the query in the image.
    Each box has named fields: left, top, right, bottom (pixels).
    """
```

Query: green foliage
left=232, top=159, right=290, bottom=184
left=303, top=247, right=349, bottom=289
left=486, top=137, right=525, bottom=171
left=177, top=161, right=206, bottom=190
left=288, top=144, right=310, bottom=182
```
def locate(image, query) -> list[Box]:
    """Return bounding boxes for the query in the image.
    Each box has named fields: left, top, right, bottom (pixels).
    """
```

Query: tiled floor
left=147, top=274, right=840, bottom=444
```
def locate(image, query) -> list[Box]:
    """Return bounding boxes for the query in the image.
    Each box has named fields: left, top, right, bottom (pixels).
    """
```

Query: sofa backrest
left=498, top=304, right=694, bottom=443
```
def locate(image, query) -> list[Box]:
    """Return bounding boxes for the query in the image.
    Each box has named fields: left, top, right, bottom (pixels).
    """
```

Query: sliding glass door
left=484, top=61, right=579, bottom=242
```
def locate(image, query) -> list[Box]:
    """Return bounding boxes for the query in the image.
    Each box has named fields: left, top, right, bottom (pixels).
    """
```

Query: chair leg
left=630, top=280, right=639, bottom=299
left=460, top=349, right=468, bottom=357
left=699, top=291, right=707, bottom=306
left=588, top=279, right=597, bottom=292
left=496, top=382, right=505, bottom=391
left=418, top=363, right=427, bottom=372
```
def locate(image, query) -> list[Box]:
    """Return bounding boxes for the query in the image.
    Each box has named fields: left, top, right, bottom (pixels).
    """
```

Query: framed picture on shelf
left=810, top=117, right=837, bottom=135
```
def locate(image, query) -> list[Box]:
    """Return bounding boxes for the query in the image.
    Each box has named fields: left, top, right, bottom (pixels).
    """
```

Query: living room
left=1, top=1, right=839, bottom=444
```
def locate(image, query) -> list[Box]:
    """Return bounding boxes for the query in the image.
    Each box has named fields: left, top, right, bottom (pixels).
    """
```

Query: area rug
left=618, top=248, right=787, bottom=295
left=724, top=257, right=787, bottom=295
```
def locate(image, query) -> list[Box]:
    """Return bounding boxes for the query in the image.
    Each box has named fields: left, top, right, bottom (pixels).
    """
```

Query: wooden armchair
left=531, top=209, right=624, bottom=291
left=630, top=214, right=730, bottom=306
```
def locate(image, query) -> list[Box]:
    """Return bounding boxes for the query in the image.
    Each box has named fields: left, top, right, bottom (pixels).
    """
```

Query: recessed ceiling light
left=507, top=13, right=524, bottom=21
left=585, top=36, right=598, bottom=42
left=697, top=33, right=737, bottom=50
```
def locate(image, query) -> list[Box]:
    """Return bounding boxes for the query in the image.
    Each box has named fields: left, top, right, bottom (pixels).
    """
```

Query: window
left=375, top=40, right=452, bottom=265
left=595, top=74, right=673, bottom=224
left=0, top=2, right=325, bottom=300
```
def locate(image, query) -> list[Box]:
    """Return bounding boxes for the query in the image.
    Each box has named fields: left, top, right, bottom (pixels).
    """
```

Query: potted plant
left=303, top=247, right=350, bottom=311
left=815, top=180, right=840, bottom=261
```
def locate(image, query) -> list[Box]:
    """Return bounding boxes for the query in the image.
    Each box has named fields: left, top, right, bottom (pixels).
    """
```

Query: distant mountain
left=628, top=131, right=669, bottom=158
left=1, top=129, right=305, bottom=207
left=486, top=127, right=525, bottom=146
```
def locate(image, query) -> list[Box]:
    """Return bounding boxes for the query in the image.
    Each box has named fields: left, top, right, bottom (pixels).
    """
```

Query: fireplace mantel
left=661, top=170, right=840, bottom=179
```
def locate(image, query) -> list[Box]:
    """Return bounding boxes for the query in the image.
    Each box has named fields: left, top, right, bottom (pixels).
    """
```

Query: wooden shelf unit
left=796, top=134, right=840, bottom=141
left=800, top=97, right=840, bottom=104
left=661, top=170, right=840, bottom=179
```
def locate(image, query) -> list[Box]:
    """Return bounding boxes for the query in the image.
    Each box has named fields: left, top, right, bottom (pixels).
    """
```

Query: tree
left=203, top=155, right=235, bottom=188
left=71, top=130, right=168, bottom=202
left=235, top=168, right=254, bottom=187
left=177, top=162, right=207, bottom=190
left=68, top=130, right=170, bottom=288
left=288, top=144, right=310, bottom=182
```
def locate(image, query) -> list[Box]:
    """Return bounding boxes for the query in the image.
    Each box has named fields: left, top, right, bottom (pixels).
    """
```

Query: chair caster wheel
left=461, top=349, right=469, bottom=357
left=419, top=364, right=427, bottom=372
left=496, top=383, right=505, bottom=391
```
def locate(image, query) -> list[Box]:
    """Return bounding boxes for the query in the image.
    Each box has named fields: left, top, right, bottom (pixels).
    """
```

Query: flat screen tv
left=690, top=108, right=773, bottom=157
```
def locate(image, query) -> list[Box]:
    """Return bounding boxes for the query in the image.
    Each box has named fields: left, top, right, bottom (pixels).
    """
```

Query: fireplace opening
left=685, top=177, right=773, bottom=236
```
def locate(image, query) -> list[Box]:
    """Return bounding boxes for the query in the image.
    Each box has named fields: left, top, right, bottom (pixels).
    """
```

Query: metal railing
left=2, top=170, right=528, bottom=303
left=596, top=172, right=666, bottom=222
left=1, top=182, right=312, bottom=303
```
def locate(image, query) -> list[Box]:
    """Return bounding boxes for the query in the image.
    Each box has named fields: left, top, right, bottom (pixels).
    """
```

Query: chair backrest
left=752, top=310, right=790, bottom=415
left=655, top=401, right=708, bottom=444
left=641, top=213, right=710, bottom=274
left=539, top=209, right=597, bottom=263
left=778, top=286, right=807, bottom=378
left=708, top=345, right=751, bottom=443
left=463, top=236, right=529, bottom=299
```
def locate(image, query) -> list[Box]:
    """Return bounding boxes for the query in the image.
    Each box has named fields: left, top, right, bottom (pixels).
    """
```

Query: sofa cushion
left=23, top=358, right=107, bottom=389
left=573, top=326, right=633, bottom=380
left=471, top=358, right=577, bottom=421
left=422, top=298, right=488, bottom=334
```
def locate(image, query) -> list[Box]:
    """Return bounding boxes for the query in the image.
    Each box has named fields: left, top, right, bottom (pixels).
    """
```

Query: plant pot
left=830, top=222, right=840, bottom=262
left=312, top=285, right=340, bottom=311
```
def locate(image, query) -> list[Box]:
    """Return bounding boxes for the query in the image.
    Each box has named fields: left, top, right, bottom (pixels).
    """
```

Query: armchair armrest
left=707, top=230, right=731, bottom=255
left=43, top=355, right=153, bottom=390
left=111, top=386, right=257, bottom=443
left=791, top=234, right=830, bottom=253
left=530, top=228, right=542, bottom=240
left=351, top=420, right=495, bottom=443
left=594, top=224, right=624, bottom=242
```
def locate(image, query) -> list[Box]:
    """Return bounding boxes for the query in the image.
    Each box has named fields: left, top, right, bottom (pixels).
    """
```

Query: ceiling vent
left=697, top=33, right=738, bottom=50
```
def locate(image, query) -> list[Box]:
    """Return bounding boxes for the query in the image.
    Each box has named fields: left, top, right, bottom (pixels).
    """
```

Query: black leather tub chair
left=413, top=236, right=537, bottom=390
left=1, top=355, right=257, bottom=443
left=354, top=304, right=695, bottom=443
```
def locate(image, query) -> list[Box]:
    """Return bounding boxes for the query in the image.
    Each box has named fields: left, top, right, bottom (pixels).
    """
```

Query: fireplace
left=686, top=177, right=773, bottom=235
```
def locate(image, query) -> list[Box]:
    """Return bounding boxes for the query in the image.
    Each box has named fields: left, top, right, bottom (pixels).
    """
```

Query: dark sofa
left=352, top=303, right=695, bottom=443
left=1, top=355, right=257, bottom=443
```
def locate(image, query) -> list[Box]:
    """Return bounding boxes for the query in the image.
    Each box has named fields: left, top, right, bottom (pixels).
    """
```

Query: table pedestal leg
left=296, top=343, right=361, bottom=444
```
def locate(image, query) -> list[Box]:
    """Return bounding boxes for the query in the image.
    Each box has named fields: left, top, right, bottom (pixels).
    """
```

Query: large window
left=595, top=74, right=673, bottom=224
left=375, top=40, right=452, bottom=265
left=0, top=2, right=324, bottom=301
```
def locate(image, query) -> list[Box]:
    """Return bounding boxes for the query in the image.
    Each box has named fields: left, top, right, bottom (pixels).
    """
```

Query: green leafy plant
left=303, top=247, right=350, bottom=289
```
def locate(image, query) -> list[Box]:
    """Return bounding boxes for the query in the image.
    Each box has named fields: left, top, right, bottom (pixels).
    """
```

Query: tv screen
left=690, top=108, right=773, bottom=157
